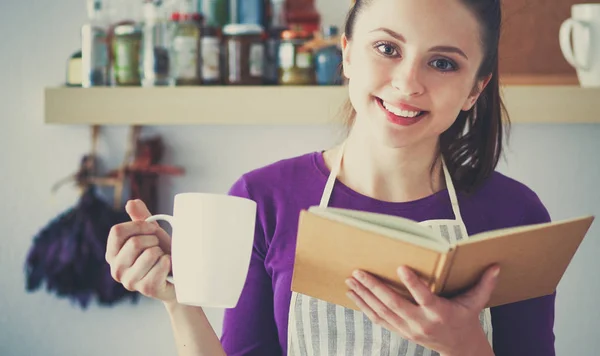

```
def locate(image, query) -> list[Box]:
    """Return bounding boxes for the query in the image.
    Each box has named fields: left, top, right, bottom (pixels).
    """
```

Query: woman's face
left=342, top=0, right=489, bottom=149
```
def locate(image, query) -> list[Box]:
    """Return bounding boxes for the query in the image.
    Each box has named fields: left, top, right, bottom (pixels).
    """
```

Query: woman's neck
left=325, top=129, right=445, bottom=203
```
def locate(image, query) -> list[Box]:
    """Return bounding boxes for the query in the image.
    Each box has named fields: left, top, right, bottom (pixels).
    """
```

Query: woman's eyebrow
left=369, top=27, right=469, bottom=60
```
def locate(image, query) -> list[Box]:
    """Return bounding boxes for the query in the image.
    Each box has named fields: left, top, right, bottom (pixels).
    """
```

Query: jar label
left=228, top=41, right=241, bottom=83
left=296, top=52, right=312, bottom=69
left=278, top=43, right=294, bottom=69
left=250, top=43, right=264, bottom=77
left=173, top=36, right=198, bottom=80
left=202, top=37, right=221, bottom=81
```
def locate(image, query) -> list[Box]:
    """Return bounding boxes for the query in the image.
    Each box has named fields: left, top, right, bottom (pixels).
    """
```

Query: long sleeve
left=221, top=176, right=282, bottom=356
left=491, top=190, right=556, bottom=356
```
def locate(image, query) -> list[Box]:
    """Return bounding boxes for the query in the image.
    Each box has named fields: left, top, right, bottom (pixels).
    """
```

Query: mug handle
left=146, top=214, right=175, bottom=284
left=559, top=18, right=591, bottom=70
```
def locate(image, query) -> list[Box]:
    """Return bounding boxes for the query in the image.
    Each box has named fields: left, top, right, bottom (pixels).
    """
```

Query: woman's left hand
left=345, top=265, right=500, bottom=356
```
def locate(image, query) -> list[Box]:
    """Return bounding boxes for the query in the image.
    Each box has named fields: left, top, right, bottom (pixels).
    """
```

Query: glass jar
left=286, top=0, right=320, bottom=33
left=201, top=25, right=222, bottom=85
left=264, top=28, right=284, bottom=85
left=315, top=26, right=343, bottom=85
left=171, top=12, right=202, bottom=86
left=112, top=24, right=142, bottom=86
left=223, top=24, right=265, bottom=85
left=278, top=28, right=315, bottom=85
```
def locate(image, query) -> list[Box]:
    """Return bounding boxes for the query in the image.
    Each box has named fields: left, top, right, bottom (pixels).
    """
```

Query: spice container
left=171, top=12, right=202, bottom=85
left=223, top=24, right=265, bottom=85
left=82, top=0, right=109, bottom=87
left=201, top=25, right=222, bottom=84
left=286, top=0, right=320, bottom=33
left=140, top=0, right=172, bottom=86
left=236, top=0, right=264, bottom=26
left=315, top=26, right=343, bottom=85
left=278, top=28, right=315, bottom=85
left=264, top=28, right=284, bottom=85
left=200, top=0, right=229, bottom=28
left=112, top=24, right=142, bottom=86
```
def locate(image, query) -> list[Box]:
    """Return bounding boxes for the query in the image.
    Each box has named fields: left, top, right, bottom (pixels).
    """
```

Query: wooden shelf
left=44, top=85, right=600, bottom=125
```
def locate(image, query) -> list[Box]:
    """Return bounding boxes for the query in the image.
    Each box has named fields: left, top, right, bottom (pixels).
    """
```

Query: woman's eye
left=375, top=43, right=399, bottom=57
left=430, top=58, right=458, bottom=72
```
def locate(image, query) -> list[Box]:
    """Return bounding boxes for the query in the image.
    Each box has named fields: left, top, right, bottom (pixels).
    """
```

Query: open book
left=291, top=206, right=595, bottom=310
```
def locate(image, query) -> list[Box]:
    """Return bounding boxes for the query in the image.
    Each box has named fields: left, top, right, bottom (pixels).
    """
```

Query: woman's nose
left=390, top=61, right=425, bottom=97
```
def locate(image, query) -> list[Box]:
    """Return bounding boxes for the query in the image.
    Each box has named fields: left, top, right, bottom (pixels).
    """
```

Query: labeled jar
left=223, top=24, right=265, bottom=85
left=171, top=12, right=202, bottom=86
left=201, top=25, right=222, bottom=84
left=278, top=28, right=315, bottom=85
left=112, top=24, right=142, bottom=86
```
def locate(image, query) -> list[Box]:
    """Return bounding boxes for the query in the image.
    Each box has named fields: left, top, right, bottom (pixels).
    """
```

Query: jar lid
left=223, top=24, right=264, bottom=36
left=281, top=28, right=312, bottom=40
left=114, top=24, right=139, bottom=35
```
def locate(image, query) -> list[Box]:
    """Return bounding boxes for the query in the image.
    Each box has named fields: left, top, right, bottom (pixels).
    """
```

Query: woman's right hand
left=106, top=199, right=176, bottom=304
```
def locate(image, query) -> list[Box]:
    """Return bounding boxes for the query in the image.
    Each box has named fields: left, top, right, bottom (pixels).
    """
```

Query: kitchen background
left=1, top=0, right=599, bottom=355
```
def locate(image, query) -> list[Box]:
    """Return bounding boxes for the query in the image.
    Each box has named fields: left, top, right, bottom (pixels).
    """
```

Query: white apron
left=287, top=142, right=493, bottom=356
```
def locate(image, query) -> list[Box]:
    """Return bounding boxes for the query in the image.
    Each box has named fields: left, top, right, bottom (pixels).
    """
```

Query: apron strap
left=319, top=141, right=346, bottom=208
left=441, top=156, right=465, bottom=224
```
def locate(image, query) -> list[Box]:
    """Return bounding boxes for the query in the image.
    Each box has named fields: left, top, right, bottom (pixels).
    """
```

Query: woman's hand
left=106, top=199, right=176, bottom=304
left=345, top=265, right=500, bottom=356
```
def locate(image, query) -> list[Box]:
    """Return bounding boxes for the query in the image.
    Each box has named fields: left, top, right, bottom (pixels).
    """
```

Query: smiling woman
left=105, top=0, right=556, bottom=355
left=340, top=0, right=506, bottom=194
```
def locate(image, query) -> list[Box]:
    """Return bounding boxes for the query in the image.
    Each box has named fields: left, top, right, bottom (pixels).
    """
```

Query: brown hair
left=341, top=0, right=510, bottom=194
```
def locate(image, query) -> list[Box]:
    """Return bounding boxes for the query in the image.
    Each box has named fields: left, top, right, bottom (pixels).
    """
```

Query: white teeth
left=383, top=101, right=422, bottom=118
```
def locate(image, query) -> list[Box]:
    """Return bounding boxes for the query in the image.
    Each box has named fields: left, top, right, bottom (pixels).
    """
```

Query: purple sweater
left=221, top=152, right=555, bottom=356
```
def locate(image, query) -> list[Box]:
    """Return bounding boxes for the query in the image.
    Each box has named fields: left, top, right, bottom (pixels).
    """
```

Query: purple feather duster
left=25, top=185, right=140, bottom=309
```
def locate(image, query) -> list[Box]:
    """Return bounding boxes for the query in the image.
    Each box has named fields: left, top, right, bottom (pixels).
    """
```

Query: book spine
left=431, top=247, right=457, bottom=294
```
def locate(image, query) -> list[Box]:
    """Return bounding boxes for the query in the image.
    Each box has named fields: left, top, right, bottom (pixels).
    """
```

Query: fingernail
left=492, top=267, right=500, bottom=279
left=345, top=278, right=357, bottom=289
left=352, top=270, right=364, bottom=281
left=397, top=266, right=408, bottom=279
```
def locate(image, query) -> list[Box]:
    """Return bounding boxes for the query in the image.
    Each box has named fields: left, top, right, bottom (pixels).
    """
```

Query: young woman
left=105, top=0, right=555, bottom=355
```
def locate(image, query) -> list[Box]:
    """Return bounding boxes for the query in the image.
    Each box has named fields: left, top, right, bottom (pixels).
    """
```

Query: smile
left=376, top=98, right=428, bottom=126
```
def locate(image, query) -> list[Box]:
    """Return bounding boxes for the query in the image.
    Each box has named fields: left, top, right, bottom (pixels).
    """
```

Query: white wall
left=1, top=0, right=598, bottom=355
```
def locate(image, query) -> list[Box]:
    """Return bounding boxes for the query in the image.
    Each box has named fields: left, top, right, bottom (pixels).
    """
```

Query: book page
left=308, top=206, right=449, bottom=251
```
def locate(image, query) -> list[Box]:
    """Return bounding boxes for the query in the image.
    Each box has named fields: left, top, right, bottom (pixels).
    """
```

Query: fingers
left=346, top=271, right=413, bottom=330
left=113, top=237, right=160, bottom=284
left=397, top=266, right=438, bottom=308
left=137, top=254, right=175, bottom=301
left=105, top=221, right=157, bottom=263
left=120, top=246, right=164, bottom=289
left=346, top=290, right=397, bottom=332
left=453, top=265, right=500, bottom=310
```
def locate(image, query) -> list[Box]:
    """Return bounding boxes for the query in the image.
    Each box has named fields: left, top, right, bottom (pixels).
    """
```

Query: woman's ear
left=341, top=33, right=352, bottom=79
left=462, top=74, right=492, bottom=111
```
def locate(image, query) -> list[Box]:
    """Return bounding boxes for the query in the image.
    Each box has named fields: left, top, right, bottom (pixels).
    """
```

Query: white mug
left=146, top=193, right=257, bottom=308
left=560, top=4, right=600, bottom=87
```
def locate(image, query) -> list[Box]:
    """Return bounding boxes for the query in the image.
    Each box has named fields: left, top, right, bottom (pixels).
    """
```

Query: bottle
left=269, top=0, right=287, bottom=29
left=140, top=0, right=173, bottom=86
left=81, top=0, right=110, bottom=87
left=315, top=26, right=343, bottom=85
left=200, top=25, right=222, bottom=84
left=237, top=0, right=264, bottom=26
left=171, top=3, right=202, bottom=86
left=66, top=51, right=83, bottom=87
left=286, top=0, right=320, bottom=33
left=200, top=0, right=229, bottom=28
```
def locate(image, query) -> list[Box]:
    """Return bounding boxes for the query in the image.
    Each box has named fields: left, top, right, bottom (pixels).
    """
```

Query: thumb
left=126, top=199, right=172, bottom=254
left=454, top=265, right=500, bottom=310
left=125, top=199, right=154, bottom=223
left=125, top=199, right=158, bottom=226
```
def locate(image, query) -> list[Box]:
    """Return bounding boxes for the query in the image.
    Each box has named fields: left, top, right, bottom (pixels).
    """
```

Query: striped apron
left=287, top=142, right=493, bottom=356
